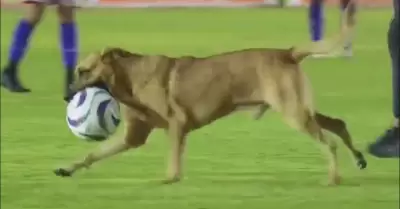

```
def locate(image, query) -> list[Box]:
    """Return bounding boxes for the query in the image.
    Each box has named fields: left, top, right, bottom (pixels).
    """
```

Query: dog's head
left=71, top=47, right=135, bottom=92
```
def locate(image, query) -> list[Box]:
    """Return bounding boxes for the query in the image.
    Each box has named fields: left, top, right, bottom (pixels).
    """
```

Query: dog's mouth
left=71, top=80, right=109, bottom=92
left=90, top=81, right=110, bottom=92
left=66, top=81, right=110, bottom=103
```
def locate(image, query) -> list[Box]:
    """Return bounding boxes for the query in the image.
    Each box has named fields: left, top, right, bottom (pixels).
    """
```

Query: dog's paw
left=356, top=158, right=367, bottom=170
left=54, top=168, right=73, bottom=177
left=355, top=152, right=367, bottom=170
left=162, top=176, right=181, bottom=185
left=326, top=174, right=341, bottom=186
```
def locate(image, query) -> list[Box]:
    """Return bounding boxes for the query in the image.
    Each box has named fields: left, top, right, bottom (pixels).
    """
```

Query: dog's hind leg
left=54, top=117, right=153, bottom=177
left=285, top=109, right=340, bottom=185
left=283, top=109, right=341, bottom=185
left=303, top=113, right=340, bottom=186
left=273, top=73, right=341, bottom=185
left=260, top=67, right=342, bottom=185
left=315, top=113, right=367, bottom=169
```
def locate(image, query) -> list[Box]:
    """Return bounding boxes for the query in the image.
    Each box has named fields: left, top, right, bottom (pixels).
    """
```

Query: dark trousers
left=389, top=0, right=399, bottom=118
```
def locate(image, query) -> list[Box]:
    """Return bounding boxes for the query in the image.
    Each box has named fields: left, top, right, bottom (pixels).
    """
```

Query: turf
left=1, top=7, right=399, bottom=209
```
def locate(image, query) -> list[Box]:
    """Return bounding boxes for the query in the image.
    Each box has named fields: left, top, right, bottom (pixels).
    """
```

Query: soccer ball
left=66, top=87, right=121, bottom=141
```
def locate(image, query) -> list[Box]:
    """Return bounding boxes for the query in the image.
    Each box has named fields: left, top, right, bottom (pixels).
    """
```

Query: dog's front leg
left=163, top=118, right=187, bottom=184
left=54, top=118, right=153, bottom=177
left=54, top=140, right=132, bottom=177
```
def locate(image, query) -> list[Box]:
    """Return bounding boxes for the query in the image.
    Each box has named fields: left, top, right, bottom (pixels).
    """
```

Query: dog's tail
left=290, top=1, right=354, bottom=62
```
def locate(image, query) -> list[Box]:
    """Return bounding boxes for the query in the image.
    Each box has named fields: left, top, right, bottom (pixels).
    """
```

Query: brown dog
left=54, top=6, right=366, bottom=185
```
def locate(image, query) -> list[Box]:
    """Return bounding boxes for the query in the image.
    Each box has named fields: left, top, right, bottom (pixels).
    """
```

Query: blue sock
left=309, top=0, right=324, bottom=42
left=8, top=20, right=35, bottom=69
left=60, top=22, right=78, bottom=71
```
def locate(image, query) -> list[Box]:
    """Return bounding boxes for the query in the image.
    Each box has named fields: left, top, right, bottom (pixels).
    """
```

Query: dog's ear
left=97, top=47, right=132, bottom=89
left=100, top=47, right=134, bottom=64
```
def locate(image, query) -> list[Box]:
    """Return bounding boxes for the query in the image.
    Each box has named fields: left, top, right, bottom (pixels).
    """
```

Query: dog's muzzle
left=65, top=81, right=110, bottom=103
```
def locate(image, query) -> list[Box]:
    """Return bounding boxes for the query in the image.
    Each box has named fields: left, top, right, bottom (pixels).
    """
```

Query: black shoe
left=64, top=90, right=76, bottom=103
left=368, top=127, right=400, bottom=158
left=1, top=66, right=31, bottom=93
left=64, top=70, right=75, bottom=103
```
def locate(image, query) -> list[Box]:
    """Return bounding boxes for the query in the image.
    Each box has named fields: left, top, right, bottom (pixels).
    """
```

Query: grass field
left=1, top=7, right=399, bottom=209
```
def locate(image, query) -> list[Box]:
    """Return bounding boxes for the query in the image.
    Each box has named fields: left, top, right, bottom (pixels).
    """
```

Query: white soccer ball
left=66, top=87, right=121, bottom=141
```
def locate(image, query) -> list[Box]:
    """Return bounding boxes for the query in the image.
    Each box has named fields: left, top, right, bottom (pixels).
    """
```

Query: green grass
left=1, top=8, right=399, bottom=209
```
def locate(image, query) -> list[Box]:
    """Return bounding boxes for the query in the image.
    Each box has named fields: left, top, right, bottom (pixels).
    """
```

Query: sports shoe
left=64, top=70, right=75, bottom=102
left=1, top=65, right=30, bottom=93
left=368, top=127, right=400, bottom=158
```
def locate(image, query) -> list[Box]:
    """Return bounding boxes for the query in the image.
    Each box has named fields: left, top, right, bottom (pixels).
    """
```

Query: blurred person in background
left=1, top=0, right=78, bottom=101
left=368, top=0, right=399, bottom=158
left=308, top=0, right=356, bottom=57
